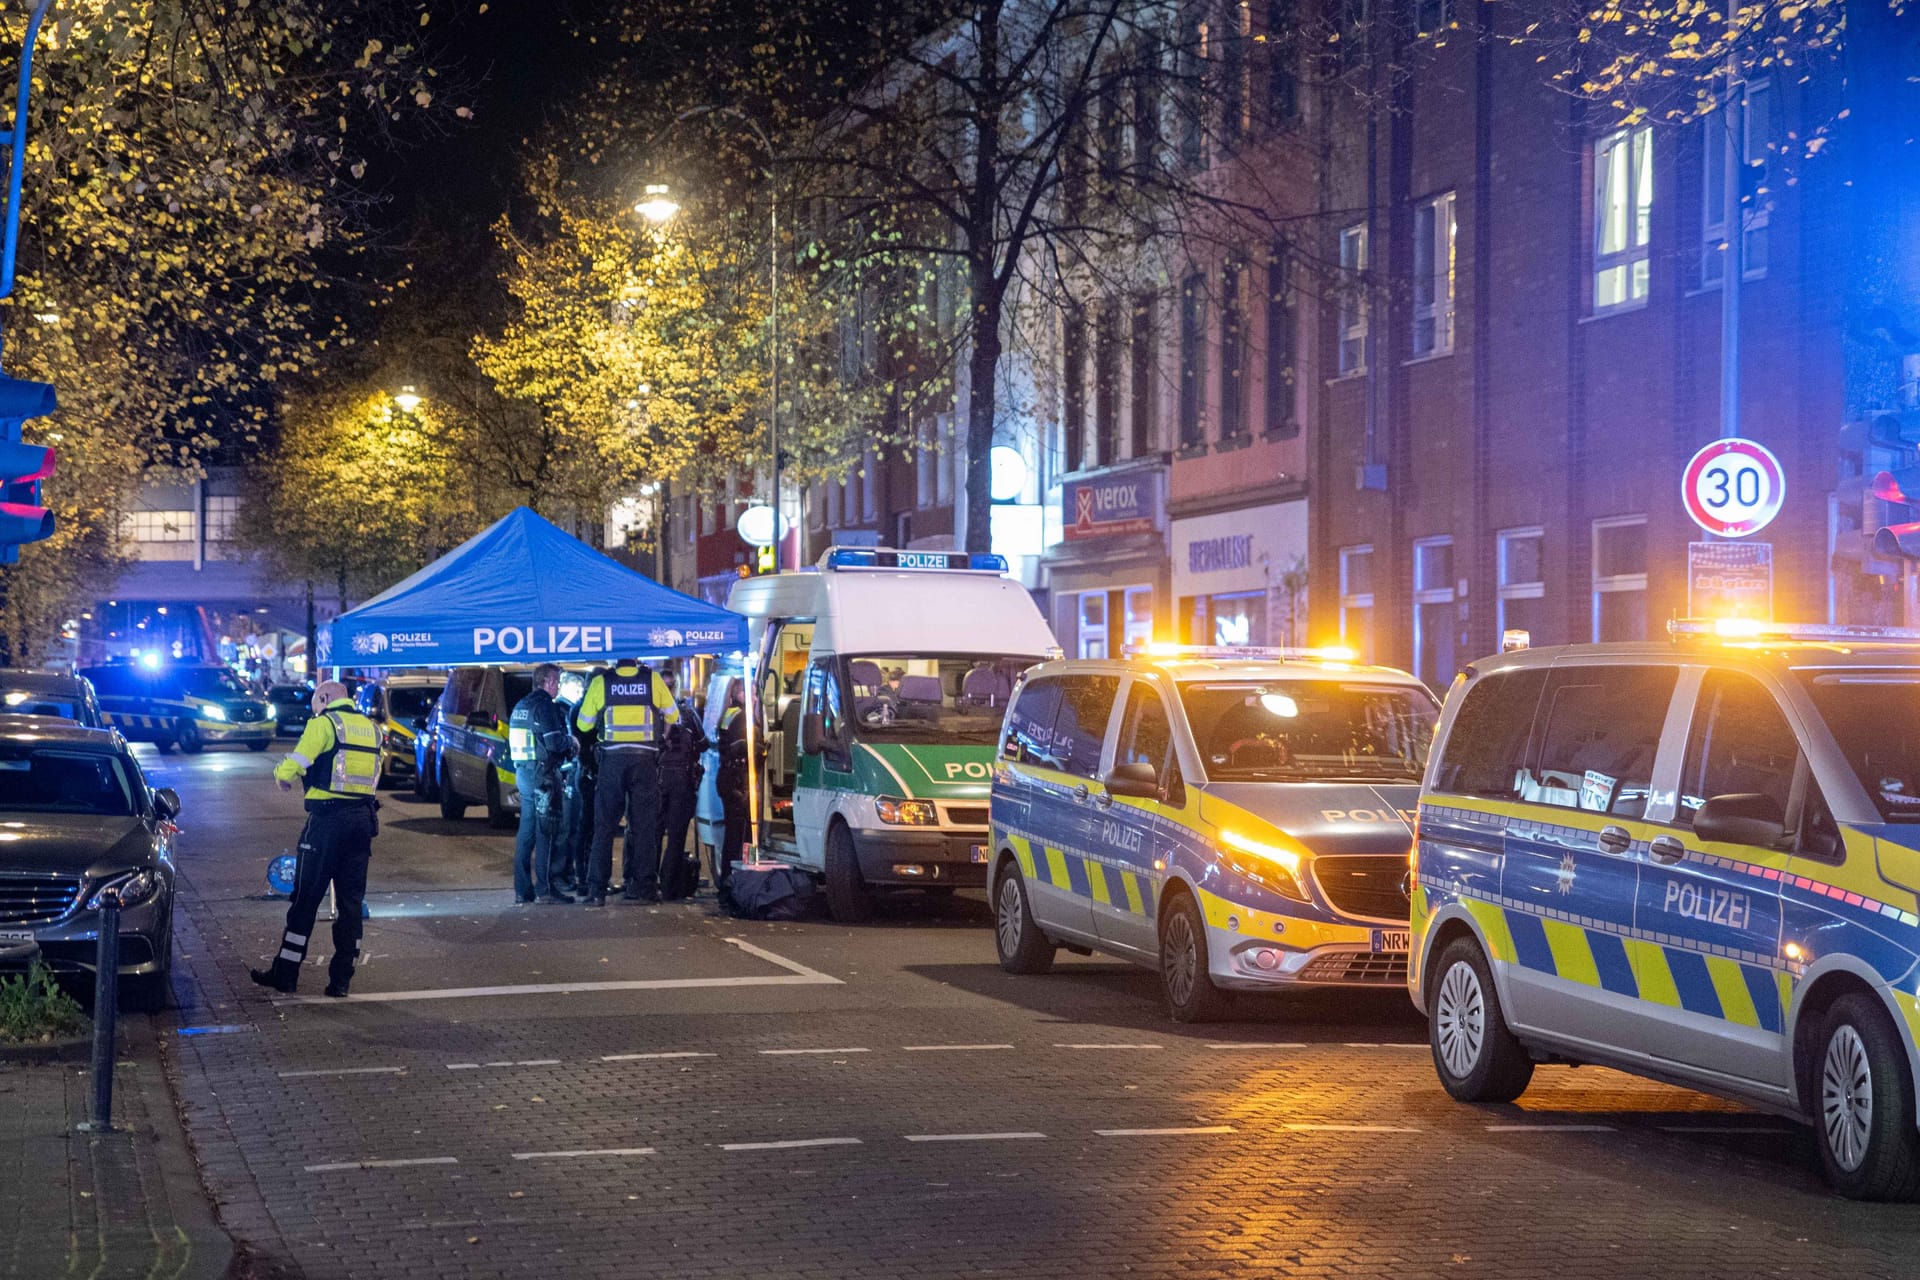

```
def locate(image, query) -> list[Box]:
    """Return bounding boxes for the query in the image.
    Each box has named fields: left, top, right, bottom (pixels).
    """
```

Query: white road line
left=1055, top=1043, right=1163, bottom=1050
left=602, top=1051, right=718, bottom=1062
left=759, top=1047, right=870, bottom=1056
left=1204, top=1043, right=1308, bottom=1051
left=277, top=1067, right=406, bottom=1079
left=905, top=1132, right=1047, bottom=1143
left=1095, top=1126, right=1235, bottom=1137
left=278, top=973, right=835, bottom=1004
left=511, top=1148, right=655, bottom=1160
left=1485, top=1124, right=1615, bottom=1133
left=901, top=1044, right=1015, bottom=1052
left=721, top=1137, right=863, bottom=1151
left=446, top=1059, right=558, bottom=1070
left=304, top=1157, right=458, bottom=1172
left=722, top=936, right=844, bottom=985
left=1283, top=1123, right=1422, bottom=1133
left=1658, top=1124, right=1795, bottom=1135
left=1344, top=1042, right=1427, bottom=1049
left=447, top=1064, right=478, bottom=1071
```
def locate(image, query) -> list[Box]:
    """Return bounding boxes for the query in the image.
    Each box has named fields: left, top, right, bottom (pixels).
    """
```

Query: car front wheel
left=175, top=722, right=203, bottom=755
left=1429, top=935, right=1534, bottom=1104
left=438, top=761, right=467, bottom=820
left=1159, top=892, right=1228, bottom=1022
left=1813, top=993, right=1920, bottom=1200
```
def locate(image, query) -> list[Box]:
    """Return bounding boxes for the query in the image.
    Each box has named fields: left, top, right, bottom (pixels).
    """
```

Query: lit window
left=124, top=510, right=195, bottom=543
left=1497, top=527, right=1546, bottom=644
left=203, top=496, right=239, bottom=542
left=1702, top=80, right=1772, bottom=286
left=1412, top=536, right=1456, bottom=688
left=1338, top=223, right=1368, bottom=374
left=1592, top=515, right=1648, bottom=642
left=1338, top=544, right=1374, bottom=661
left=1593, top=126, right=1654, bottom=311
left=1412, top=192, right=1456, bottom=357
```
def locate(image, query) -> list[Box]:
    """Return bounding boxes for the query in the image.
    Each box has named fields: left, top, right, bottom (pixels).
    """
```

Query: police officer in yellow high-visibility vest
left=251, top=681, right=380, bottom=998
left=575, top=659, right=680, bottom=906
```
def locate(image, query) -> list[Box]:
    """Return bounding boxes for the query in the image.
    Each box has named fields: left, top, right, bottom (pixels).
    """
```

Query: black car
left=0, top=669, right=104, bottom=728
left=268, top=683, right=314, bottom=737
left=0, top=719, right=179, bottom=1011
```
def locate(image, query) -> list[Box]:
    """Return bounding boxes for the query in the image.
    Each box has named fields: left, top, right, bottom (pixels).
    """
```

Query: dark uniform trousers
left=590, top=747, right=663, bottom=897
left=658, top=763, right=700, bottom=899
left=551, top=760, right=584, bottom=893
left=513, top=765, right=562, bottom=900
left=718, top=762, right=749, bottom=888
left=272, top=800, right=375, bottom=987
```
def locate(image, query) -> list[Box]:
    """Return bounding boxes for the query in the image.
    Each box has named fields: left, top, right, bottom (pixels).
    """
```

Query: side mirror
left=801, top=712, right=824, bottom=755
left=153, top=788, right=181, bottom=820
left=1694, top=793, right=1786, bottom=848
left=1105, top=760, right=1161, bottom=801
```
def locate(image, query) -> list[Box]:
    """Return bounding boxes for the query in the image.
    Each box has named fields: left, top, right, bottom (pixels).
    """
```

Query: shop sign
left=1687, top=540, right=1772, bottom=619
left=1063, top=469, right=1162, bottom=541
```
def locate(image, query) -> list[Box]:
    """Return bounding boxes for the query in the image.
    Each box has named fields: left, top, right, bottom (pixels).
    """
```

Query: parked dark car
left=0, top=669, right=104, bottom=727
left=0, top=719, right=179, bottom=1011
left=268, top=684, right=314, bottom=737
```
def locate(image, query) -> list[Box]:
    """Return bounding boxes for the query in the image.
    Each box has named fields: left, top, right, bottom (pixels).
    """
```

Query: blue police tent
left=319, top=506, right=746, bottom=667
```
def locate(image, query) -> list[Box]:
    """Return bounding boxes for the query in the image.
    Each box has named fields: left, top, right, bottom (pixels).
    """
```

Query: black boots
left=249, top=964, right=298, bottom=994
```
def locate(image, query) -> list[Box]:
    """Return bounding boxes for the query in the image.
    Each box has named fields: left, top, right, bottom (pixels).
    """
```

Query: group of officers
left=506, top=660, right=751, bottom=909
left=249, top=662, right=752, bottom=998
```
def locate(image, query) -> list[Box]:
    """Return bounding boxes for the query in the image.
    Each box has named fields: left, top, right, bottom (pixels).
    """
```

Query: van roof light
left=819, top=546, right=1008, bottom=574
left=1666, top=618, right=1920, bottom=645
left=1500, top=629, right=1531, bottom=652
left=1123, top=642, right=1361, bottom=664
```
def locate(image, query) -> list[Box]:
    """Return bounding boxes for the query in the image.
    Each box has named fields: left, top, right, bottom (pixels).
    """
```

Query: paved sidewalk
left=0, top=1010, right=233, bottom=1279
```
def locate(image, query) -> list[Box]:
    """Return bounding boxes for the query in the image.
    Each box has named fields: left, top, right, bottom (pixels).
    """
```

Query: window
left=1591, top=515, right=1648, bottom=642
left=1219, top=257, right=1248, bottom=442
left=125, top=510, right=194, bottom=543
left=1264, top=247, right=1294, bottom=435
left=1178, top=678, right=1438, bottom=780
left=1178, top=18, right=1209, bottom=171
left=1052, top=675, right=1121, bottom=779
left=1336, top=0, right=1368, bottom=69
left=1094, top=300, right=1121, bottom=467
left=1677, top=672, right=1798, bottom=829
left=1338, top=223, right=1368, bottom=375
left=1338, top=545, right=1374, bottom=660
left=916, top=421, right=936, bottom=509
left=805, top=660, right=846, bottom=745
left=1412, top=191, right=1456, bottom=357
left=1526, top=665, right=1678, bottom=815
left=1178, top=273, right=1207, bottom=447
left=1003, top=675, right=1064, bottom=765
left=1496, top=527, right=1546, bottom=645
left=1264, top=0, right=1297, bottom=125
left=1117, top=683, right=1184, bottom=804
left=1800, top=672, right=1920, bottom=825
left=1431, top=669, right=1548, bottom=799
left=1129, top=293, right=1157, bottom=456
left=1077, top=591, right=1109, bottom=659
left=861, top=450, right=878, bottom=522
left=1702, top=79, right=1772, bottom=285
left=1593, top=125, right=1653, bottom=310
left=1096, top=70, right=1124, bottom=186
left=1123, top=586, right=1154, bottom=653
left=204, top=496, right=238, bottom=542
left=936, top=414, right=957, bottom=506
left=1131, top=40, right=1163, bottom=174
left=1221, top=0, right=1252, bottom=145
left=1412, top=536, right=1457, bottom=689
left=1063, top=305, right=1088, bottom=472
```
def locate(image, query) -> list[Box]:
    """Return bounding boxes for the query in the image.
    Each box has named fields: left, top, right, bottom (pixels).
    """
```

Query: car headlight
left=876, top=796, right=938, bottom=825
left=1216, top=828, right=1309, bottom=902
left=200, top=704, right=227, bottom=722
left=263, top=704, right=277, bottom=720
left=87, top=869, right=160, bottom=910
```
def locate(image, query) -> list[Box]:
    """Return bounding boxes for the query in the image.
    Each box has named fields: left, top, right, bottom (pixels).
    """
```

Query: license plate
left=1372, top=929, right=1411, bottom=954
left=970, top=844, right=988, bottom=864
left=0, top=929, right=34, bottom=943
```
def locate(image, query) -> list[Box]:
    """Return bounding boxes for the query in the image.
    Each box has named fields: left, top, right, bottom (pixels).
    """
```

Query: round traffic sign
left=1682, top=438, right=1785, bottom=537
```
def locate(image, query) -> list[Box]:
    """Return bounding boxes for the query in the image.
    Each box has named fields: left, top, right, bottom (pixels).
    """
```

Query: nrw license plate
left=969, top=844, right=989, bottom=864
left=1372, top=929, right=1411, bottom=954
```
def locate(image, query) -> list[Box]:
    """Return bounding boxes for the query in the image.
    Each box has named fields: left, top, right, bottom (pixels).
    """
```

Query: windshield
left=844, top=655, right=1038, bottom=743
left=0, top=746, right=137, bottom=816
left=269, top=686, right=309, bottom=706
left=1178, top=678, right=1439, bottom=782
left=180, top=667, right=251, bottom=699
left=1801, top=671, right=1920, bottom=822
left=387, top=687, right=440, bottom=720
left=0, top=690, right=80, bottom=719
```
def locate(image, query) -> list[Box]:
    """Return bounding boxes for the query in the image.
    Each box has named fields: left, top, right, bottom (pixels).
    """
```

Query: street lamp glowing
left=634, top=184, right=680, bottom=223
left=393, top=385, right=423, bottom=413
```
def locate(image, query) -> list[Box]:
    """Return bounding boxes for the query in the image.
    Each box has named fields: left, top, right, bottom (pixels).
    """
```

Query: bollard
left=81, top=889, right=120, bottom=1133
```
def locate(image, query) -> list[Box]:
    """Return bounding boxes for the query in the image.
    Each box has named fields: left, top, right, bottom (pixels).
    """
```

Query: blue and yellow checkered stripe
left=1004, top=830, right=1152, bottom=919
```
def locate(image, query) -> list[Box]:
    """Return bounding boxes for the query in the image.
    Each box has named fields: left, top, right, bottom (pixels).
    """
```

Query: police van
left=724, top=547, right=1057, bottom=921
left=989, top=646, right=1439, bottom=1021
left=79, top=660, right=274, bottom=753
left=1412, top=620, right=1920, bottom=1199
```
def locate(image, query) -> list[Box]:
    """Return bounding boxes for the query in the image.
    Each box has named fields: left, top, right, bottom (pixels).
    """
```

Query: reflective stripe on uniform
left=508, top=725, right=538, bottom=764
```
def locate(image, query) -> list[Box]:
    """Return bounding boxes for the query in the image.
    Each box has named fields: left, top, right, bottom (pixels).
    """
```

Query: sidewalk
left=0, top=1010, right=233, bottom=1279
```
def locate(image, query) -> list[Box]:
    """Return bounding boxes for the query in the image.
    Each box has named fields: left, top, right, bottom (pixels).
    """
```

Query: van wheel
left=438, top=761, right=466, bottom=820
left=485, top=771, right=513, bottom=829
left=1159, top=892, right=1228, bottom=1022
left=993, top=862, right=1055, bottom=975
left=1813, top=994, right=1920, bottom=1200
left=1429, top=936, right=1534, bottom=1103
left=175, top=722, right=204, bottom=755
left=824, top=824, right=872, bottom=923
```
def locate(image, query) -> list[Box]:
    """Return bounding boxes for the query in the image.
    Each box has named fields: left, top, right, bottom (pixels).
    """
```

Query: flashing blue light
left=137, top=651, right=163, bottom=671
left=968, top=553, right=1009, bottom=572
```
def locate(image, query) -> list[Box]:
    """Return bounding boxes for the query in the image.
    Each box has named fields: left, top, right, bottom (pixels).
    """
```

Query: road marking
left=304, top=1157, right=458, bottom=1172
left=721, top=1137, right=863, bottom=1151
left=722, top=936, right=844, bottom=984
left=1658, top=1124, right=1795, bottom=1135
left=511, top=1148, right=655, bottom=1160
left=1283, top=1123, right=1422, bottom=1133
left=901, top=1044, right=1015, bottom=1052
left=277, top=1067, right=406, bottom=1079
left=1485, top=1124, right=1615, bottom=1133
left=446, top=1060, right=560, bottom=1070
left=1344, top=1042, right=1427, bottom=1049
left=602, top=1051, right=718, bottom=1062
left=1054, top=1043, right=1163, bottom=1050
left=1095, top=1126, right=1235, bottom=1137
left=759, top=1047, right=870, bottom=1056
left=1205, top=1043, right=1307, bottom=1050
left=905, top=1132, right=1047, bottom=1143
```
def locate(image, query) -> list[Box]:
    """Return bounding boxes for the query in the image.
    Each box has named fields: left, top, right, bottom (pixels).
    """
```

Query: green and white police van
left=726, top=547, right=1057, bottom=922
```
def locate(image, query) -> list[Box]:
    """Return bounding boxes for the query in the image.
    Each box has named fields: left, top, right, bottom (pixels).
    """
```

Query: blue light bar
left=820, top=547, right=1008, bottom=574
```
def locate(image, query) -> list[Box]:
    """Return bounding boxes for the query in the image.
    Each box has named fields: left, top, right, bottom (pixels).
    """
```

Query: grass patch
left=0, top=962, right=89, bottom=1044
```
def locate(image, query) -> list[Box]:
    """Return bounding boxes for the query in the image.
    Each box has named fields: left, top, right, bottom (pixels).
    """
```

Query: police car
left=989, top=645, right=1439, bottom=1021
left=79, top=660, right=274, bottom=753
left=1412, top=620, right=1920, bottom=1199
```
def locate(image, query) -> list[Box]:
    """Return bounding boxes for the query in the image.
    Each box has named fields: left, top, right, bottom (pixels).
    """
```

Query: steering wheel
left=1224, top=738, right=1286, bottom=769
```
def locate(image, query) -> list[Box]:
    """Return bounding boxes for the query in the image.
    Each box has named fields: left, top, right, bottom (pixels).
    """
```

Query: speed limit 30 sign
left=1682, top=437, right=1785, bottom=537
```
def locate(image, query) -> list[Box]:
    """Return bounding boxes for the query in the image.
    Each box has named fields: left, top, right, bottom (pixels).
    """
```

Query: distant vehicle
left=989, top=645, right=1437, bottom=1021
left=425, top=665, right=534, bottom=827
left=0, top=718, right=180, bottom=1011
left=80, top=662, right=274, bottom=754
left=356, top=673, right=446, bottom=789
left=267, top=684, right=314, bottom=738
left=0, top=669, right=104, bottom=728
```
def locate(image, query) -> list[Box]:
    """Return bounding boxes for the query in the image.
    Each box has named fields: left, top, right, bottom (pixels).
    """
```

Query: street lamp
left=634, top=183, right=680, bottom=224
left=393, top=385, right=423, bottom=413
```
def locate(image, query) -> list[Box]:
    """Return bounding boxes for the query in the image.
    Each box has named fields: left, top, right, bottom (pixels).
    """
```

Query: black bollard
left=83, top=890, right=120, bottom=1133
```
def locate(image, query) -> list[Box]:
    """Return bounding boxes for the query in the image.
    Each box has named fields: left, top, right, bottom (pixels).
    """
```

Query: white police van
left=1413, top=620, right=1920, bottom=1199
left=989, top=645, right=1439, bottom=1020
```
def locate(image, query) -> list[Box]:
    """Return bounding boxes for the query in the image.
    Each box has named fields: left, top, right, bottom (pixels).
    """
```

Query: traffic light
left=754, top=543, right=775, bottom=574
left=1872, top=464, right=1920, bottom=560
left=0, top=375, right=56, bottom=565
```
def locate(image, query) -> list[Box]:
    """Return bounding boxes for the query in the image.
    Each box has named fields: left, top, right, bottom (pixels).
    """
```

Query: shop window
left=1078, top=591, right=1109, bottom=659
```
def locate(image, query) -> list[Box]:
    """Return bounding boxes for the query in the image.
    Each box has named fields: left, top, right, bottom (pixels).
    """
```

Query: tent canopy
left=319, top=507, right=745, bottom=667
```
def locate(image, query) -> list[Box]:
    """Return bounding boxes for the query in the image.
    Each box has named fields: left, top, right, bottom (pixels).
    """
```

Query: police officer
left=575, top=657, right=680, bottom=905
left=251, top=680, right=379, bottom=998
left=715, top=679, right=751, bottom=896
left=509, top=663, right=576, bottom=904
left=655, top=668, right=710, bottom=900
